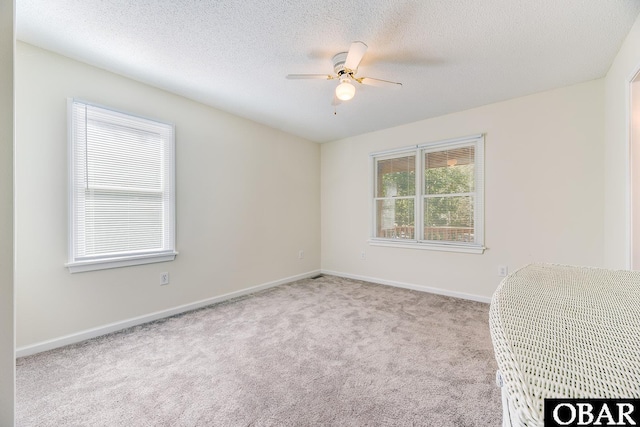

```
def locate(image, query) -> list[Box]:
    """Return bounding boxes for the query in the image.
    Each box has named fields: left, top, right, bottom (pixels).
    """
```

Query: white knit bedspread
left=489, top=263, right=640, bottom=426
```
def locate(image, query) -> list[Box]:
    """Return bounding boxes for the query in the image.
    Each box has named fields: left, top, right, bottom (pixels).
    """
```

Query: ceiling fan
left=286, top=41, right=402, bottom=103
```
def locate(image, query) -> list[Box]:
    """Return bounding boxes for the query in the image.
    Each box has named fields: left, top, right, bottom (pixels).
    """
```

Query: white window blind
left=67, top=99, right=176, bottom=272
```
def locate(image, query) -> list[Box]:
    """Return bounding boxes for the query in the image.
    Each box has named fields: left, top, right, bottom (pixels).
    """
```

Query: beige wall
left=632, top=79, right=640, bottom=269
left=604, top=13, right=640, bottom=269
left=0, top=0, right=14, bottom=424
left=15, top=42, right=320, bottom=349
left=321, top=80, right=605, bottom=300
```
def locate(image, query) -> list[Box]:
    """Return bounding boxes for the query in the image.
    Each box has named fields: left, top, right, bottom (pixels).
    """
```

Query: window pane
left=376, top=155, right=415, bottom=197
left=376, top=199, right=415, bottom=239
left=425, top=147, right=474, bottom=195
left=424, top=196, right=474, bottom=242
left=83, top=190, right=164, bottom=256
left=86, top=121, right=163, bottom=191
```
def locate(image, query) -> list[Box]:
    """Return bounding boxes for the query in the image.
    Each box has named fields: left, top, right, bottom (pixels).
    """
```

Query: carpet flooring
left=16, top=275, right=501, bottom=426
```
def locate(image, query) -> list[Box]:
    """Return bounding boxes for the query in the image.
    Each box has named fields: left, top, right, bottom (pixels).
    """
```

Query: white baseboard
left=16, top=270, right=321, bottom=358
left=320, top=269, right=492, bottom=304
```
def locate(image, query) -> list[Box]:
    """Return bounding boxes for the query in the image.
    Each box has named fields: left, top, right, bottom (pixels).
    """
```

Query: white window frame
left=66, top=99, right=177, bottom=273
left=370, top=134, right=485, bottom=254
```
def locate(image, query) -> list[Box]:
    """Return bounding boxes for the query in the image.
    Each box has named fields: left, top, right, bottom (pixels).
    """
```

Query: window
left=371, top=135, right=484, bottom=254
left=67, top=99, right=176, bottom=272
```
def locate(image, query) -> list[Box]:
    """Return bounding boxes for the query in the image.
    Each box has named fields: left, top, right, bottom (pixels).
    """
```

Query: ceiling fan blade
left=286, top=74, right=335, bottom=80
left=344, top=41, right=368, bottom=70
left=357, top=77, right=402, bottom=87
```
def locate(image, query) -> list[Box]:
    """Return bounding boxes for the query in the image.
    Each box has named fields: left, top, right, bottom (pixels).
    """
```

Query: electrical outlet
left=360, top=251, right=366, bottom=260
left=160, top=272, right=169, bottom=285
left=298, top=250, right=304, bottom=259
left=498, top=266, right=508, bottom=277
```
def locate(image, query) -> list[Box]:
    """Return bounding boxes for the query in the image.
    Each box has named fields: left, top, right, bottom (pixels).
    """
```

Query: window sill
left=368, top=239, right=485, bottom=254
left=66, top=251, right=178, bottom=273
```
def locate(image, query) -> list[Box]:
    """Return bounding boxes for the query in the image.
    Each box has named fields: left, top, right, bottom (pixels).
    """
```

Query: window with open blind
left=370, top=135, right=485, bottom=254
left=67, top=99, right=176, bottom=272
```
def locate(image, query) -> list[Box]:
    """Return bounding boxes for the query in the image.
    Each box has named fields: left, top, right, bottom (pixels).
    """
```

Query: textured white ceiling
left=16, top=0, right=640, bottom=143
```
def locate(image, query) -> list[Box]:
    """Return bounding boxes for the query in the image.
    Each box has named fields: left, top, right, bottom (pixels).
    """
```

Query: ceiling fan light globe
left=335, top=81, right=356, bottom=101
